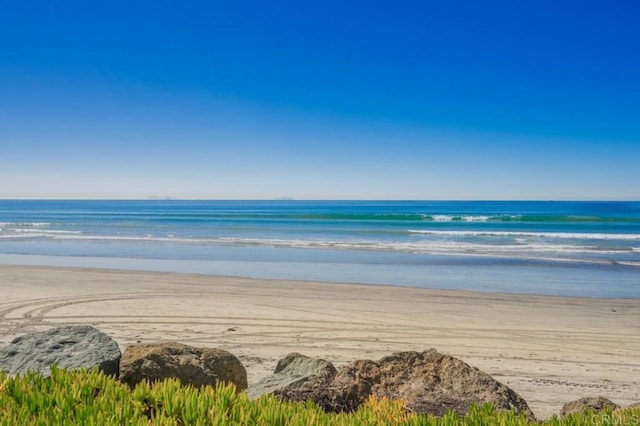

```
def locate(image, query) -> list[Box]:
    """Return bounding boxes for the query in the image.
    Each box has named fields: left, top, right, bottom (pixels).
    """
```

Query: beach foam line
left=407, top=230, right=640, bottom=240
left=618, top=261, right=640, bottom=267
left=0, top=222, right=52, bottom=227
left=15, top=229, right=82, bottom=234
left=420, top=214, right=640, bottom=223
left=1, top=232, right=639, bottom=254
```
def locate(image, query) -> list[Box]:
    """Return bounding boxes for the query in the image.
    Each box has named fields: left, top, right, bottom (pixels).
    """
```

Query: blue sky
left=1, top=1, right=638, bottom=200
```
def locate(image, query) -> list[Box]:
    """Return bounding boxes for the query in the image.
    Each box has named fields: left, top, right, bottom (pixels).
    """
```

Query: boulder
left=560, top=396, right=620, bottom=416
left=247, top=352, right=336, bottom=399
left=0, top=325, right=121, bottom=376
left=275, top=349, right=534, bottom=419
left=119, top=342, right=247, bottom=390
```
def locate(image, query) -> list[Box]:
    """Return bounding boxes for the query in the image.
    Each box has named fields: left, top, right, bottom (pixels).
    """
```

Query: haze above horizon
left=1, top=1, right=638, bottom=200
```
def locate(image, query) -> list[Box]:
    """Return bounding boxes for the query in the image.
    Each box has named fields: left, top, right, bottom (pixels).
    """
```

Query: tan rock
left=560, top=396, right=620, bottom=416
left=119, top=342, right=247, bottom=390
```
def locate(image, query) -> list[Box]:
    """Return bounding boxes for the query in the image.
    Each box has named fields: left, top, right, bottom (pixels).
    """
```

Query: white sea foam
left=46, top=234, right=194, bottom=243
left=15, top=229, right=81, bottom=235
left=0, top=222, right=51, bottom=227
left=0, top=228, right=81, bottom=238
left=430, top=215, right=453, bottom=221
left=2, top=230, right=637, bottom=255
left=463, top=215, right=490, bottom=222
left=618, top=261, right=640, bottom=267
left=1, top=228, right=638, bottom=268
left=215, top=237, right=636, bottom=256
left=423, top=214, right=521, bottom=222
left=407, top=230, right=640, bottom=240
left=428, top=215, right=490, bottom=222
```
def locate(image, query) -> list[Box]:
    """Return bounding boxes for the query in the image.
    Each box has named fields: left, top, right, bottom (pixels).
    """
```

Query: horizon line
left=1, top=197, right=639, bottom=202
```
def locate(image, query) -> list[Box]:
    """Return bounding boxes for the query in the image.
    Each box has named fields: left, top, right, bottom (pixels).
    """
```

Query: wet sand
left=1, top=265, right=638, bottom=419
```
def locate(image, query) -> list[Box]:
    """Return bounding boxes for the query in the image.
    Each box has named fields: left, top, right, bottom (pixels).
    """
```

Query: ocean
left=1, top=200, right=639, bottom=298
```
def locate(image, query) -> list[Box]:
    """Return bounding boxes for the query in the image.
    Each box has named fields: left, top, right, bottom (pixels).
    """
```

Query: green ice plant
left=1, top=368, right=639, bottom=425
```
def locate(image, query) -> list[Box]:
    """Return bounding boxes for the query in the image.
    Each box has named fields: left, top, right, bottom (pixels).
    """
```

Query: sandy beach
left=1, top=265, right=638, bottom=419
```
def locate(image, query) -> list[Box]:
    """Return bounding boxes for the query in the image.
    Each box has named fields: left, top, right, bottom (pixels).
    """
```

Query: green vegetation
left=1, top=367, right=638, bottom=425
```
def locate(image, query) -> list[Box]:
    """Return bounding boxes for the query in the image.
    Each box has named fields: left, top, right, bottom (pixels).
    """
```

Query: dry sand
left=1, top=265, right=638, bottom=419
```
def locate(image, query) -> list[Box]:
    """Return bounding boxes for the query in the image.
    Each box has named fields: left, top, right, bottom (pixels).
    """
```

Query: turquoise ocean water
left=0, top=200, right=639, bottom=298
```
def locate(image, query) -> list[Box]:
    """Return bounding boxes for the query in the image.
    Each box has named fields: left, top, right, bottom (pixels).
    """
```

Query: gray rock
left=0, top=325, right=121, bottom=376
left=119, top=342, right=247, bottom=390
left=560, top=396, right=620, bottom=416
left=248, top=352, right=336, bottom=399
left=275, top=349, right=534, bottom=419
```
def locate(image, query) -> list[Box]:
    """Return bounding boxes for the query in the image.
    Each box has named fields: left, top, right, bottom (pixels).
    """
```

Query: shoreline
left=2, top=252, right=639, bottom=299
left=1, top=265, right=639, bottom=419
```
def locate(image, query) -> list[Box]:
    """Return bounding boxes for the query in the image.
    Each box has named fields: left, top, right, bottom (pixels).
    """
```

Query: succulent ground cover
left=1, top=367, right=638, bottom=425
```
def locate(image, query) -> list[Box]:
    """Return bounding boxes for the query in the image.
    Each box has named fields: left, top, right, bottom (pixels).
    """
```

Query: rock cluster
left=0, top=327, right=247, bottom=391
left=2, top=326, right=630, bottom=420
left=269, top=349, right=534, bottom=419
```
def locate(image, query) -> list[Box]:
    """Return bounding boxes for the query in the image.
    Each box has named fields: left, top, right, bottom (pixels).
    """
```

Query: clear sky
left=1, top=1, right=638, bottom=200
